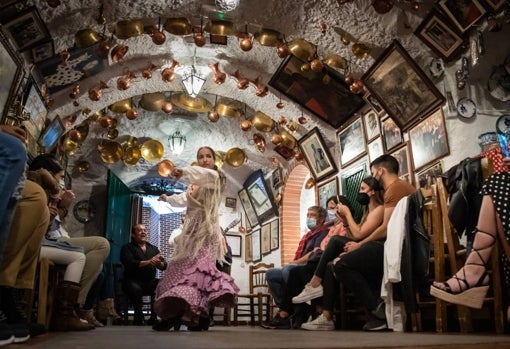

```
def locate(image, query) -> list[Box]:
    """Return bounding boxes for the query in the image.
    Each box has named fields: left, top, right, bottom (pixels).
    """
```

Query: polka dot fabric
left=481, top=172, right=510, bottom=285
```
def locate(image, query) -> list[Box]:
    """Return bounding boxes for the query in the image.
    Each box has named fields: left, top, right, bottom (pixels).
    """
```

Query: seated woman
left=29, top=154, right=110, bottom=327
left=431, top=157, right=510, bottom=309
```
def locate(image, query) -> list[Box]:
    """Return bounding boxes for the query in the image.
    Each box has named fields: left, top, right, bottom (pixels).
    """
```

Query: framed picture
left=316, top=176, right=339, bottom=209
left=340, top=160, right=368, bottom=223
left=30, top=39, right=55, bottom=63
left=0, top=30, right=24, bottom=121
left=2, top=7, right=50, bottom=51
left=269, top=54, right=365, bottom=128
left=390, top=142, right=413, bottom=185
left=481, top=0, right=507, bottom=12
left=368, top=137, right=384, bottom=163
left=338, top=117, right=367, bottom=168
left=361, top=40, right=445, bottom=132
left=439, top=0, right=486, bottom=33
left=298, top=127, right=338, bottom=182
left=225, top=197, right=237, bottom=209
left=250, top=229, right=261, bottom=263
left=244, top=232, right=253, bottom=263
left=244, top=169, right=278, bottom=224
left=260, top=222, right=271, bottom=255
left=37, top=115, right=65, bottom=153
left=226, top=234, right=242, bottom=257
left=415, top=10, right=464, bottom=61
left=238, top=188, right=259, bottom=228
left=363, top=93, right=385, bottom=116
left=22, top=80, right=47, bottom=139
left=274, top=144, right=294, bottom=161
left=363, top=109, right=381, bottom=142
left=415, top=161, right=444, bottom=189
left=381, top=116, right=403, bottom=152
left=0, top=1, right=28, bottom=24
left=409, top=108, right=450, bottom=171
left=270, top=218, right=279, bottom=251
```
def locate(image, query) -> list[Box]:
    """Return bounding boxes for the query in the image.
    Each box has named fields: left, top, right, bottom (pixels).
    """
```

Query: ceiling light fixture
left=215, top=0, right=240, bottom=12
left=181, top=52, right=206, bottom=97
left=168, top=130, right=186, bottom=155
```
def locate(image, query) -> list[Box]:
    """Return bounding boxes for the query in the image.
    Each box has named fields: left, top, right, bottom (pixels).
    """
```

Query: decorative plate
left=428, top=58, right=445, bottom=79
left=456, top=97, right=476, bottom=119
left=73, top=200, right=96, bottom=223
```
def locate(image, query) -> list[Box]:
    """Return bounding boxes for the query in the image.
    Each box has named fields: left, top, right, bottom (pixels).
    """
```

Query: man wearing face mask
left=262, top=206, right=329, bottom=329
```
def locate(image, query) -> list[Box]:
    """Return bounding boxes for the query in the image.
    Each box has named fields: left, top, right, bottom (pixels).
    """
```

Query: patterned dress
left=481, top=171, right=510, bottom=285
left=154, top=166, right=239, bottom=325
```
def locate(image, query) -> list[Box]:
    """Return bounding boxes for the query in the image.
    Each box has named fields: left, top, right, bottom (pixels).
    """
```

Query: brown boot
left=96, top=298, right=120, bottom=322
left=78, top=309, right=104, bottom=327
left=51, top=281, right=94, bottom=331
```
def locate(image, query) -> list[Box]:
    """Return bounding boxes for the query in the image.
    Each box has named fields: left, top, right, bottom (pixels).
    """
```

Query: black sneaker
left=362, top=317, right=388, bottom=331
left=8, top=323, right=30, bottom=343
left=0, top=323, right=14, bottom=347
left=260, top=312, right=291, bottom=329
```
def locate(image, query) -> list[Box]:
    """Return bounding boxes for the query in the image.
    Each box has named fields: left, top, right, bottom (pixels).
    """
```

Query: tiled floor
left=14, top=326, right=510, bottom=349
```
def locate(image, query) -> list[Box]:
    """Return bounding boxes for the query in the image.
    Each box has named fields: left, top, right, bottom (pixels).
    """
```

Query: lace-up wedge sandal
left=430, top=228, right=495, bottom=309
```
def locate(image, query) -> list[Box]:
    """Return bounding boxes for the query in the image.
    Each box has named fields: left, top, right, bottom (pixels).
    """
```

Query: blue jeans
left=266, top=264, right=297, bottom=309
left=0, top=133, right=26, bottom=262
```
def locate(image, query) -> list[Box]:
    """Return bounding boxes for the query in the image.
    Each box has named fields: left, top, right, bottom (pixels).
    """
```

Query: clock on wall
left=73, top=200, right=96, bottom=223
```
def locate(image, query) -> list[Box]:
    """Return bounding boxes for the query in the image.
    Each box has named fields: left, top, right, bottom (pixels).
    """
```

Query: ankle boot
left=78, top=309, right=104, bottom=327
left=51, top=281, right=94, bottom=331
left=96, top=298, right=120, bottom=322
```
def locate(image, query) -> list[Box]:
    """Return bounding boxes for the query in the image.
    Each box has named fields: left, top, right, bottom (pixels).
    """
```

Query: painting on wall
left=316, top=176, right=339, bottom=210
left=381, top=116, right=403, bottom=152
left=390, top=142, right=413, bottom=185
left=337, top=117, right=366, bottom=168
left=298, top=127, right=338, bottom=182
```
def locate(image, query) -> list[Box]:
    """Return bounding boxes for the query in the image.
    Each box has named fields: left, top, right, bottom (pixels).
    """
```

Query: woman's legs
left=39, top=247, right=85, bottom=283
left=313, top=236, right=350, bottom=283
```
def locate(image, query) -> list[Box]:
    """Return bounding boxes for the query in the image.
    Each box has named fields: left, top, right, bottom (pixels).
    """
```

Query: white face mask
left=59, top=179, right=66, bottom=189
left=327, top=209, right=337, bottom=222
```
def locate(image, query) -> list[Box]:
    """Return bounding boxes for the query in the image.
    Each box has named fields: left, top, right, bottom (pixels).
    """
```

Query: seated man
left=262, top=205, right=329, bottom=329
left=120, top=224, right=167, bottom=325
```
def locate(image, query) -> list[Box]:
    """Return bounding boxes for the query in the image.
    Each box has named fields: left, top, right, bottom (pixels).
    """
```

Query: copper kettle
left=161, top=60, right=181, bottom=82
left=231, top=70, right=249, bottom=90
left=117, top=70, right=136, bottom=91
left=150, top=26, right=166, bottom=45
left=209, top=62, right=226, bottom=85
left=110, top=44, right=129, bottom=63
left=250, top=77, right=268, bottom=97
left=142, top=63, right=158, bottom=79
left=88, top=81, right=108, bottom=101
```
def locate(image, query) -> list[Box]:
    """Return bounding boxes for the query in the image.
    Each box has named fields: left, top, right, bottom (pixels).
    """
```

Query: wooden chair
left=32, top=258, right=65, bottom=329
left=234, top=262, right=274, bottom=326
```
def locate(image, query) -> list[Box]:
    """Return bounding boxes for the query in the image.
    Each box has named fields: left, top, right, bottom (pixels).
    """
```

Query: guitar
left=221, top=218, right=241, bottom=235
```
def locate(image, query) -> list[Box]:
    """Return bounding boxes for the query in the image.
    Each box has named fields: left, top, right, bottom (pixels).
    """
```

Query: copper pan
left=158, top=159, right=175, bottom=177
left=123, top=146, right=141, bottom=166
left=75, top=28, right=101, bottom=49
left=252, top=111, right=275, bottom=132
left=204, top=19, right=237, bottom=36
left=171, top=93, right=212, bottom=113
left=323, top=53, right=348, bottom=71
left=216, top=98, right=242, bottom=118
left=163, top=17, right=192, bottom=35
left=114, top=19, right=144, bottom=39
left=288, top=38, right=315, bottom=62
left=140, top=139, right=164, bottom=162
left=254, top=28, right=283, bottom=47
left=280, top=130, right=297, bottom=149
left=99, top=140, right=123, bottom=163
left=140, top=92, right=166, bottom=112
left=109, top=98, right=132, bottom=113
left=225, top=147, right=246, bottom=168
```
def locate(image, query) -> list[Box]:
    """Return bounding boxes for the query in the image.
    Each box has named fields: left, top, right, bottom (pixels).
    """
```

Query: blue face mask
left=306, top=218, right=317, bottom=230
left=327, top=209, right=337, bottom=222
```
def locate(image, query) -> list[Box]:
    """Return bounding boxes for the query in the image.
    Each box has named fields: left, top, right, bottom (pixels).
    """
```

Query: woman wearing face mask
left=293, top=177, right=385, bottom=330
left=154, top=147, right=239, bottom=332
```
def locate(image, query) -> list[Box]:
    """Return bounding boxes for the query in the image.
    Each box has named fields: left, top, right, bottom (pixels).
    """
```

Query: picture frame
left=381, top=116, right=403, bottom=152
left=0, top=1, right=27, bottom=24
left=340, top=160, right=369, bottom=223
left=337, top=117, right=367, bottom=168
left=226, top=234, right=242, bottom=257
left=244, top=169, right=278, bottom=224
left=415, top=10, right=464, bottom=61
left=363, top=93, right=385, bottom=116
left=439, top=0, right=486, bottom=33
left=238, top=188, right=259, bottom=228
left=316, top=176, right=339, bottom=210
left=37, top=115, right=65, bottom=153
left=270, top=218, right=279, bottom=251
left=269, top=54, right=365, bottom=128
left=298, top=127, right=338, bottom=182
left=481, top=0, right=507, bottom=12
left=390, top=142, right=414, bottom=185
left=244, top=232, right=253, bottom=263
left=409, top=108, right=450, bottom=171
left=0, top=30, right=24, bottom=121
left=361, top=40, right=445, bottom=132
left=250, top=229, right=262, bottom=263
left=260, top=222, right=271, bottom=255
left=225, top=197, right=237, bottom=209
left=367, top=137, right=384, bottom=163
left=22, top=79, right=47, bottom=139
left=274, top=144, right=294, bottom=161
left=415, top=161, right=444, bottom=190
left=30, top=39, right=54, bottom=63
left=2, top=6, right=50, bottom=51
left=363, top=108, right=381, bottom=142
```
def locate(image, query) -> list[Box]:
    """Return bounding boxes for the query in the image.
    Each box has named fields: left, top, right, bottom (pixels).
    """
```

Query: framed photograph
left=416, top=161, right=444, bottom=189
left=0, top=30, right=24, bottom=121
left=363, top=93, right=385, bottom=116
left=226, top=234, right=242, bottom=257
left=316, top=176, right=339, bottom=209
left=270, top=218, right=279, bottom=251
left=363, top=109, right=381, bottom=142
left=381, top=116, right=403, bottom=152
left=340, top=160, right=369, bottom=223
left=439, top=0, right=486, bottom=33
left=260, top=222, right=271, bottom=255
left=38, top=116, right=65, bottom=153
left=337, top=117, right=367, bottom=168
left=269, top=54, right=365, bottom=128
left=362, top=40, right=445, bottom=132
left=368, top=137, right=384, bottom=163
left=225, top=197, right=237, bottom=209
left=2, top=7, right=50, bottom=51
left=238, top=188, right=259, bottom=228
left=244, top=232, right=252, bottom=263
left=409, top=108, right=450, bottom=171
left=481, top=0, right=507, bottom=12
left=415, top=10, right=464, bottom=61
left=250, top=229, right=262, bottom=263
left=390, top=142, right=413, bottom=185
left=274, top=144, right=294, bottom=161
left=244, top=169, right=278, bottom=224
left=298, top=127, right=338, bottom=182
left=22, top=80, right=47, bottom=139
left=30, top=39, right=54, bottom=63
left=0, top=1, right=27, bottom=24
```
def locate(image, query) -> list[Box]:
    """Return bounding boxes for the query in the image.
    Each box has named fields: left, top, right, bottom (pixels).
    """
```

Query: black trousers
left=122, top=278, right=159, bottom=319
left=314, top=236, right=351, bottom=279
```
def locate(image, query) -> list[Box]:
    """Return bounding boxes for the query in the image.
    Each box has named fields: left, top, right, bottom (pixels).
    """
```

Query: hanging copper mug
left=110, top=44, right=129, bottom=63
left=251, top=77, right=268, bottom=97
left=208, top=62, right=226, bottom=85
left=142, top=63, right=158, bottom=79
left=88, top=81, right=108, bottom=101
left=117, top=70, right=136, bottom=91
left=231, top=70, right=249, bottom=89
left=161, top=60, right=181, bottom=82
left=151, top=26, right=166, bottom=45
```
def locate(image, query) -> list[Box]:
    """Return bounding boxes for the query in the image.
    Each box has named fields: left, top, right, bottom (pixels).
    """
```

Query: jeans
left=0, top=133, right=26, bottom=262
left=266, top=264, right=297, bottom=309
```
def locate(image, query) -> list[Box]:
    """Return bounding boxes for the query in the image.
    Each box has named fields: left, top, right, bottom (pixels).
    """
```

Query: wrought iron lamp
left=168, top=130, right=186, bottom=155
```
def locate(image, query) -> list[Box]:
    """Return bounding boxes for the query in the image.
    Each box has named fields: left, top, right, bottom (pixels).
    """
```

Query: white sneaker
left=300, top=314, right=334, bottom=331
left=292, top=284, right=323, bottom=304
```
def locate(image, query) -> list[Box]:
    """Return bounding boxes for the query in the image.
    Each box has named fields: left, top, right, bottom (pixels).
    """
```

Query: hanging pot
left=140, top=92, right=166, bottom=112
left=140, top=139, right=164, bottom=162
left=98, top=140, right=123, bottom=163
left=255, top=28, right=283, bottom=47
left=109, top=98, right=132, bottom=113
left=225, top=147, right=246, bottom=168
left=123, top=146, right=141, bottom=166
left=158, top=159, right=175, bottom=177
left=252, top=111, right=275, bottom=132
left=163, top=17, right=192, bottom=35
left=161, top=60, right=181, bottom=82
